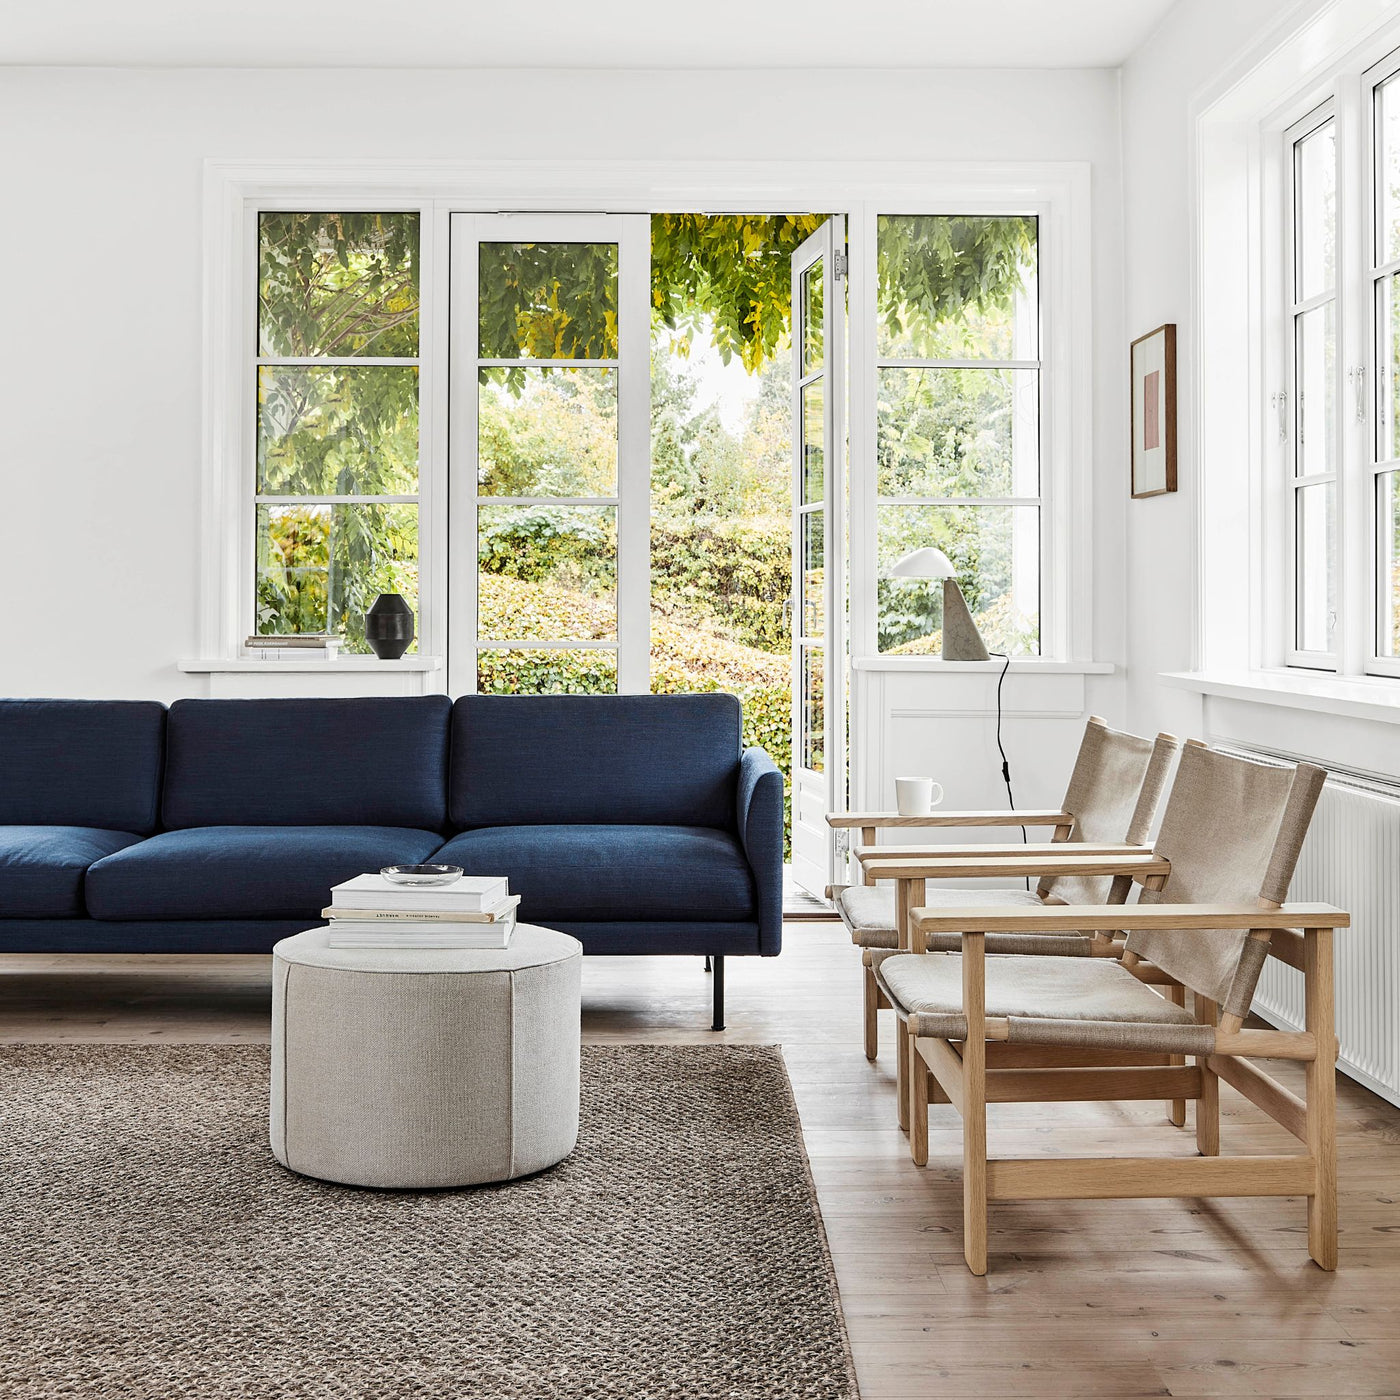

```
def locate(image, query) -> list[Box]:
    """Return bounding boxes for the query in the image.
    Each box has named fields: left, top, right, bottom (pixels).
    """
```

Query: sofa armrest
left=738, top=747, right=784, bottom=956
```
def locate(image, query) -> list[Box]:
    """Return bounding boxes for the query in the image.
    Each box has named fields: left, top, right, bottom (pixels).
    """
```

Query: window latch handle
left=1350, top=365, right=1367, bottom=424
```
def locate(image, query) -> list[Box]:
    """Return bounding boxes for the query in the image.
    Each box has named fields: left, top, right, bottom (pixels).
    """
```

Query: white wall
left=0, top=64, right=1127, bottom=814
left=1119, top=0, right=1400, bottom=774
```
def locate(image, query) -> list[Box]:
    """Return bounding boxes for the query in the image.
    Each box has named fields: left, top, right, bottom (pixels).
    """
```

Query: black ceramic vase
left=365, top=593, right=415, bottom=660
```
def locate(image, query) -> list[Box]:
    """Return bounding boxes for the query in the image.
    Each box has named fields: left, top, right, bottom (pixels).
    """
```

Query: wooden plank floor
left=4, top=924, right=1400, bottom=1398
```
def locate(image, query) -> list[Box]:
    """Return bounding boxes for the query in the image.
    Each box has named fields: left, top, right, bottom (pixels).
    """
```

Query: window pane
left=878, top=367, right=1039, bottom=497
left=478, top=505, right=616, bottom=641
left=1294, top=303, right=1335, bottom=477
left=802, top=261, right=824, bottom=375
left=877, top=215, right=1038, bottom=361
left=259, top=213, right=419, bottom=358
left=255, top=503, right=417, bottom=651
left=1377, top=76, right=1400, bottom=264
left=802, top=379, right=825, bottom=504
left=1377, top=274, right=1400, bottom=463
left=801, top=509, right=824, bottom=639
left=877, top=504, right=1040, bottom=656
left=1295, top=482, right=1336, bottom=653
left=1294, top=120, right=1336, bottom=301
left=478, top=368, right=617, bottom=496
left=257, top=366, right=418, bottom=496
left=478, top=243, right=619, bottom=360
left=1379, top=470, right=1400, bottom=658
left=477, top=649, right=617, bottom=695
left=801, top=646, right=825, bottom=773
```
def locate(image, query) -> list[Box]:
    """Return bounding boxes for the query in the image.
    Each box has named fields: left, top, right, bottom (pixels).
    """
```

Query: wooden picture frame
left=1130, top=323, right=1177, bottom=498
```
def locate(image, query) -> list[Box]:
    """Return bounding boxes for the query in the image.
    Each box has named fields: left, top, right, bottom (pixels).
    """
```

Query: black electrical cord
left=988, top=651, right=1029, bottom=888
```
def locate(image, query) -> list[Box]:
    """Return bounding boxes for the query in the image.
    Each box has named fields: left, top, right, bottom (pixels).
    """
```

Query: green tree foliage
left=259, top=212, right=419, bottom=358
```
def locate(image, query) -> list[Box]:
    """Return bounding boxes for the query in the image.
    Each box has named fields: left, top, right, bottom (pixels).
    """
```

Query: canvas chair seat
left=839, top=884, right=1048, bottom=950
left=878, top=950, right=1206, bottom=1051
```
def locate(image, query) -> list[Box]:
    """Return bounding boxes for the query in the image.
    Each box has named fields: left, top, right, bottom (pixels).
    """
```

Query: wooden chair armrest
left=856, top=841, right=1146, bottom=865
left=863, top=854, right=1171, bottom=881
left=912, top=901, right=1350, bottom=934
left=826, top=809, right=1072, bottom=829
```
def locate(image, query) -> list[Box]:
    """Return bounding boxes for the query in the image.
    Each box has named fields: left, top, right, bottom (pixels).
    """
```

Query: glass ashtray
left=380, top=864, right=464, bottom=886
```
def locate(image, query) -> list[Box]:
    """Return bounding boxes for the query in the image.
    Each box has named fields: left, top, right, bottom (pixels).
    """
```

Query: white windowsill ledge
left=179, top=656, right=443, bottom=674
left=852, top=657, right=1115, bottom=675
left=1162, top=669, right=1400, bottom=726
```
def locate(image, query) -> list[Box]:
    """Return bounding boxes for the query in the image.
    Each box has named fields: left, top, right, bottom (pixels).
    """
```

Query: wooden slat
left=984, top=1065, right=1202, bottom=1103
left=916, top=1035, right=966, bottom=1115
left=856, top=841, right=1143, bottom=864
left=865, top=854, right=1172, bottom=881
left=985, top=1154, right=1316, bottom=1201
left=1208, top=1053, right=1308, bottom=1141
left=912, top=901, right=1350, bottom=933
left=1270, top=926, right=1307, bottom=970
left=826, top=809, right=1071, bottom=828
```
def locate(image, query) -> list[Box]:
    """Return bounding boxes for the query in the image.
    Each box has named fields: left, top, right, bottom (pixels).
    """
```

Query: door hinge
left=832, top=250, right=848, bottom=282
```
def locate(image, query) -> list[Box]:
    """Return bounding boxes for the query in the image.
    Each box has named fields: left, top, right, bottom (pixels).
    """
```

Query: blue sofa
left=0, top=694, right=783, bottom=1028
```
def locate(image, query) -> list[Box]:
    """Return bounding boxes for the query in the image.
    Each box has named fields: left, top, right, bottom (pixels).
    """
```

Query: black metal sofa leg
left=711, top=955, right=725, bottom=1031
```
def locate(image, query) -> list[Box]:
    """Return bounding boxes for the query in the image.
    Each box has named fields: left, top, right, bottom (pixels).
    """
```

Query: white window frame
left=1260, top=29, right=1400, bottom=685
left=862, top=209, right=1047, bottom=660
left=250, top=209, right=428, bottom=651
left=198, top=162, right=1096, bottom=689
left=447, top=212, right=651, bottom=695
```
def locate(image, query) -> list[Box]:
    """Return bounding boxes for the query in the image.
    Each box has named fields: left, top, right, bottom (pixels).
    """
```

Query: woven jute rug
left=0, top=1043, right=859, bottom=1400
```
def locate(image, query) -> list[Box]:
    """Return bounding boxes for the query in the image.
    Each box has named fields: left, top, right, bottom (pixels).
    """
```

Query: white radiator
left=1217, top=746, right=1400, bottom=1108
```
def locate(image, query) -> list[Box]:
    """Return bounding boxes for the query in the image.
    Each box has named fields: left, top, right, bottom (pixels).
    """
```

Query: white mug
left=894, top=776, right=943, bottom=816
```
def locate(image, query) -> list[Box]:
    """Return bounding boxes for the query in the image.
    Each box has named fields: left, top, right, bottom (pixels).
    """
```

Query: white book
left=330, top=873, right=509, bottom=912
left=326, top=916, right=516, bottom=951
left=323, top=896, right=521, bottom=928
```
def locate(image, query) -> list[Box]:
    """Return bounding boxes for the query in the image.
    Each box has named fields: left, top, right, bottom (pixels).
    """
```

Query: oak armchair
left=878, top=742, right=1345, bottom=1275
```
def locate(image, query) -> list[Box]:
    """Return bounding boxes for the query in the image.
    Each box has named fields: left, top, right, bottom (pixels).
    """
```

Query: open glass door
left=790, top=218, right=847, bottom=896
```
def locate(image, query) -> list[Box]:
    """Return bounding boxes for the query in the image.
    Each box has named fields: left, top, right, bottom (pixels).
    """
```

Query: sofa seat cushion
left=0, top=826, right=143, bottom=917
left=432, top=825, right=755, bottom=922
left=85, top=826, right=444, bottom=921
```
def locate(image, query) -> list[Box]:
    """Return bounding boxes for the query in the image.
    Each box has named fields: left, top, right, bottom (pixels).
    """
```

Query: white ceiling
left=0, top=0, right=1180, bottom=70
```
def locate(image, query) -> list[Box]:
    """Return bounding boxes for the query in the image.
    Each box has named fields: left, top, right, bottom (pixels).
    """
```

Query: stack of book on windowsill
left=243, top=634, right=344, bottom=662
left=323, top=874, right=519, bottom=949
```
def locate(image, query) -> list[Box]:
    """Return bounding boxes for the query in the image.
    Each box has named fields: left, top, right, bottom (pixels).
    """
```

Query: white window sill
left=852, top=656, right=1115, bottom=675
left=1161, top=669, right=1400, bottom=725
left=179, top=656, right=443, bottom=674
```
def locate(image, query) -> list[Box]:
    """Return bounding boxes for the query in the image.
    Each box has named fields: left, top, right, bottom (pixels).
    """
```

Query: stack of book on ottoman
left=323, top=874, right=520, bottom=949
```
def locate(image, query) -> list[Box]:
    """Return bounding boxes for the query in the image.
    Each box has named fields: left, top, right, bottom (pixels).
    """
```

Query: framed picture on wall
left=1130, top=323, right=1177, bottom=498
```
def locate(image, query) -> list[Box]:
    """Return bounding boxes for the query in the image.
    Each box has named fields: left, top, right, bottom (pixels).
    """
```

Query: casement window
left=873, top=215, right=1043, bottom=657
left=1279, top=50, right=1400, bottom=677
left=253, top=212, right=421, bottom=649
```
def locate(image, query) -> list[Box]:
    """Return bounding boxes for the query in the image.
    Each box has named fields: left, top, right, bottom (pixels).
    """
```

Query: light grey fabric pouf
left=270, top=924, right=582, bottom=1189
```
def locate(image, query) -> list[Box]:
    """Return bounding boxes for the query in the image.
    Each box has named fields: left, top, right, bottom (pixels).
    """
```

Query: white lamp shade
left=888, top=546, right=956, bottom=580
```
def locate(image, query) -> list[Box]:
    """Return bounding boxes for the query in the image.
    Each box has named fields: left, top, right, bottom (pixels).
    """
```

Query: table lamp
left=888, top=547, right=990, bottom=662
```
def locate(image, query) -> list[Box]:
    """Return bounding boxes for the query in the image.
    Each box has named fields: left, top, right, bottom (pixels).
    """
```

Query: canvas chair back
left=1126, top=744, right=1327, bottom=1017
left=1037, top=722, right=1178, bottom=906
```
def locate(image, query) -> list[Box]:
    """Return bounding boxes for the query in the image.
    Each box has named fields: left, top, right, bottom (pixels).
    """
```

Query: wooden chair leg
left=1195, top=993, right=1220, bottom=1156
left=896, top=1015, right=910, bottom=1132
left=1305, top=928, right=1338, bottom=1270
left=1166, top=982, right=1187, bottom=1127
left=863, top=963, right=879, bottom=1062
left=962, top=935, right=988, bottom=1276
left=909, top=1030, right=929, bottom=1166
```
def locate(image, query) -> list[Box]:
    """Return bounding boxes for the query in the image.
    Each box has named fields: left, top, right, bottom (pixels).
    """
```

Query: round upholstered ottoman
left=270, top=924, right=581, bottom=1189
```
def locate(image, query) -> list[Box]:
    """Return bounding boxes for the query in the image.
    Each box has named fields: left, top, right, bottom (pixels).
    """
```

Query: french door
left=447, top=214, right=651, bottom=694
left=789, top=218, right=848, bottom=896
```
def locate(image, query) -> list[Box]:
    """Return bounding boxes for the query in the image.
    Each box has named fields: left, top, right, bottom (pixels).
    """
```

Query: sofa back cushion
left=449, top=694, right=742, bottom=830
left=0, top=699, right=166, bottom=834
left=163, top=697, right=452, bottom=830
